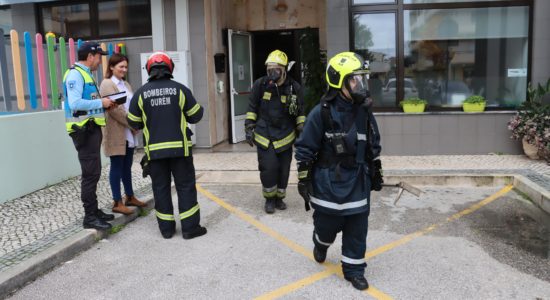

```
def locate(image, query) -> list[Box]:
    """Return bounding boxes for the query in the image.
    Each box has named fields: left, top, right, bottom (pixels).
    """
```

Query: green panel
left=231, top=33, right=251, bottom=116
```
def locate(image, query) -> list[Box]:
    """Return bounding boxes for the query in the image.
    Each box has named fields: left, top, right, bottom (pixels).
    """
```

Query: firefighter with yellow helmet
left=245, top=50, right=306, bottom=214
left=294, top=52, right=383, bottom=290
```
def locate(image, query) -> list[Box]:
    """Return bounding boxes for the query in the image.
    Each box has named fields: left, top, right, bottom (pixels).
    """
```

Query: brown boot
left=112, top=201, right=133, bottom=215
left=124, top=195, right=147, bottom=207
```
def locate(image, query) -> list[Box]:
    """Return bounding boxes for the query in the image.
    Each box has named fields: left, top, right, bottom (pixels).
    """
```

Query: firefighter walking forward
left=245, top=49, right=306, bottom=214
left=127, top=51, right=206, bottom=240
left=294, top=52, right=384, bottom=290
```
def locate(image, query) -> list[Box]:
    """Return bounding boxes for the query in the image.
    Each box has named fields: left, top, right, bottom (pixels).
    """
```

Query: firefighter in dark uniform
left=245, top=49, right=306, bottom=214
left=294, top=52, right=383, bottom=291
left=127, top=52, right=206, bottom=240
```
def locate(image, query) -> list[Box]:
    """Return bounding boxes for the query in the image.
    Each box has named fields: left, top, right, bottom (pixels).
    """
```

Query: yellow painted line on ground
left=254, top=270, right=335, bottom=300
left=197, top=184, right=393, bottom=300
left=197, top=184, right=313, bottom=259
left=365, top=184, right=513, bottom=260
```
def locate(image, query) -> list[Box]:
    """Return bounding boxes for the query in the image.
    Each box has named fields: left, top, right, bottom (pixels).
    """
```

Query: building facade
left=1, top=0, right=548, bottom=155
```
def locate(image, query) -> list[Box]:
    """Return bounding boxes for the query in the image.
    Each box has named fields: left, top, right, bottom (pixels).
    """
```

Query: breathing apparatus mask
left=266, top=65, right=285, bottom=85
left=344, top=72, right=370, bottom=105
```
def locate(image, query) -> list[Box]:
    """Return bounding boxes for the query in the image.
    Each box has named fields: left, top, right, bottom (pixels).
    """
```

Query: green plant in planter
left=400, top=97, right=427, bottom=113
left=462, top=95, right=486, bottom=112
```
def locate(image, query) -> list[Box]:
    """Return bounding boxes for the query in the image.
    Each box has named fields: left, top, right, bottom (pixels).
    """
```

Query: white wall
left=0, top=111, right=96, bottom=203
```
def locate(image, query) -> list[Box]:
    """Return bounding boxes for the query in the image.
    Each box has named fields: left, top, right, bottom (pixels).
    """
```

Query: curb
left=0, top=193, right=154, bottom=299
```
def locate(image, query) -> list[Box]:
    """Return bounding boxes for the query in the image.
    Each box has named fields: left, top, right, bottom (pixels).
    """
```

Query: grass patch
left=139, top=208, right=152, bottom=217
left=109, top=224, right=126, bottom=235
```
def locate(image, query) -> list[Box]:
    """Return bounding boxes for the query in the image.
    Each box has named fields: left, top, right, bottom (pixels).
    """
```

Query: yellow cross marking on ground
left=197, top=184, right=513, bottom=299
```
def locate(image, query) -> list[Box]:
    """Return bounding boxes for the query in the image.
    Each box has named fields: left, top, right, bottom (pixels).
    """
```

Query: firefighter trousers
left=257, top=145, right=292, bottom=199
left=150, top=156, right=200, bottom=235
left=312, top=210, right=369, bottom=278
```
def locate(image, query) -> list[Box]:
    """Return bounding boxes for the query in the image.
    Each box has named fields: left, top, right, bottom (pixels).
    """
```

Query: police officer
left=294, top=52, right=383, bottom=291
left=63, top=41, right=115, bottom=230
left=245, top=50, right=305, bottom=214
left=127, top=52, right=206, bottom=240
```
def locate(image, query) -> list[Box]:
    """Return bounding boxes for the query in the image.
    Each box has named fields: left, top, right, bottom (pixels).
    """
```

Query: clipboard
left=106, top=91, right=127, bottom=104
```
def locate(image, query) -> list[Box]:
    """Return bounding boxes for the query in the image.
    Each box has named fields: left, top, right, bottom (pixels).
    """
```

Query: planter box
left=463, top=102, right=486, bottom=112
left=402, top=103, right=425, bottom=113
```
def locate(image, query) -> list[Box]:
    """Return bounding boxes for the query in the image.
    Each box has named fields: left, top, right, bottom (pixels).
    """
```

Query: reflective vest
left=63, top=65, right=105, bottom=133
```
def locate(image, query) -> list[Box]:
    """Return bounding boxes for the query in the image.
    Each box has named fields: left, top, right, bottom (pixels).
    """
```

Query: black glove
left=297, top=161, right=313, bottom=211
left=245, top=124, right=255, bottom=147
left=140, top=155, right=151, bottom=178
left=371, top=159, right=383, bottom=191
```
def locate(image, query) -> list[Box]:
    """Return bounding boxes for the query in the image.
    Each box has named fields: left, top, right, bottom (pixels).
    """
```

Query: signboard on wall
left=139, top=51, right=195, bottom=144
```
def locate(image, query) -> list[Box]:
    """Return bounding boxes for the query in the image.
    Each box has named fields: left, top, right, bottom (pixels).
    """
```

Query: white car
left=381, top=78, right=418, bottom=105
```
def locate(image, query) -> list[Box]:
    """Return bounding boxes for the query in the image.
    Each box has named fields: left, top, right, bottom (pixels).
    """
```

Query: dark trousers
left=150, top=156, right=200, bottom=234
left=109, top=144, right=135, bottom=201
left=313, top=210, right=369, bottom=278
left=257, top=146, right=292, bottom=198
left=71, top=124, right=102, bottom=217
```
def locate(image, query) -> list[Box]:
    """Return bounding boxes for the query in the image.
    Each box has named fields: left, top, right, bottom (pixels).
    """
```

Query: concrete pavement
left=0, top=143, right=549, bottom=298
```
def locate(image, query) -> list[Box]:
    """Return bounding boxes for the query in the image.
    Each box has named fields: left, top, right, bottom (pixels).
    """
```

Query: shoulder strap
left=320, top=99, right=334, bottom=133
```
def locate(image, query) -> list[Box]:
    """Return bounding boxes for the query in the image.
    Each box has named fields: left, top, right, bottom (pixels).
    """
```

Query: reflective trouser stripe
left=341, top=255, right=366, bottom=265
left=262, top=185, right=277, bottom=198
left=155, top=210, right=175, bottom=221
left=315, top=233, right=332, bottom=246
left=298, top=170, right=308, bottom=179
left=179, top=204, right=200, bottom=220
left=276, top=188, right=286, bottom=198
left=296, top=115, right=306, bottom=124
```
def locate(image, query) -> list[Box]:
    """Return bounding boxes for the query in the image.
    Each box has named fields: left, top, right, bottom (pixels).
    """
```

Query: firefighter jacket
left=63, top=64, right=105, bottom=133
left=127, top=78, right=203, bottom=160
left=294, top=94, right=381, bottom=216
left=245, top=76, right=305, bottom=153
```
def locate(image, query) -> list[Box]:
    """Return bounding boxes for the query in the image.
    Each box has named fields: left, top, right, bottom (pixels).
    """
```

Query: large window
left=404, top=6, right=529, bottom=108
left=351, top=0, right=532, bottom=110
left=353, top=13, right=397, bottom=107
left=38, top=0, right=151, bottom=39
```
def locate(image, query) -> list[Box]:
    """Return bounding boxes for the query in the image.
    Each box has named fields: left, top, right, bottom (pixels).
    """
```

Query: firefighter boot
left=313, top=245, right=327, bottom=263
left=345, top=275, right=369, bottom=291
left=182, top=226, right=207, bottom=240
left=265, top=197, right=276, bottom=214
left=275, top=197, right=287, bottom=210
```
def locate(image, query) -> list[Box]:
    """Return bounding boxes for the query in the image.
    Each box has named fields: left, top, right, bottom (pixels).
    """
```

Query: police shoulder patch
left=68, top=80, right=76, bottom=89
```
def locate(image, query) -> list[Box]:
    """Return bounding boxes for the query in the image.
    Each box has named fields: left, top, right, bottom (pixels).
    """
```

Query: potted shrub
left=507, top=79, right=550, bottom=162
left=400, top=97, right=427, bottom=113
left=462, top=95, right=486, bottom=112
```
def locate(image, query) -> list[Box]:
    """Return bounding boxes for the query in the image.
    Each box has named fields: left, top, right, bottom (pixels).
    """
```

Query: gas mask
left=344, top=73, right=370, bottom=105
left=266, top=67, right=285, bottom=84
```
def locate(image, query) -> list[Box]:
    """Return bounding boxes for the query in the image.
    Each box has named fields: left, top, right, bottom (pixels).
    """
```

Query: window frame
left=349, top=0, right=534, bottom=112
left=35, top=0, right=152, bottom=40
left=1, top=5, right=12, bottom=37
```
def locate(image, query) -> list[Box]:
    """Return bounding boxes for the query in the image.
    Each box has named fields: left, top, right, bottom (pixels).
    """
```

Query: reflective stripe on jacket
left=245, top=76, right=305, bottom=153
left=127, top=78, right=203, bottom=160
